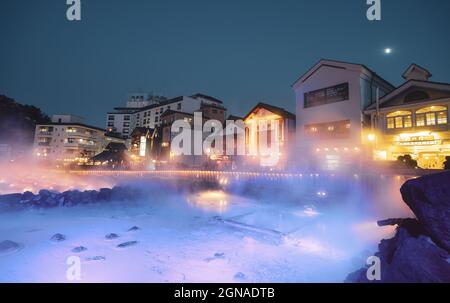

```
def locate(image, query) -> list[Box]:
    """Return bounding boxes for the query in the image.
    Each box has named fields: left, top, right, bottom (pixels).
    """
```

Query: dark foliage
left=0, top=95, right=50, bottom=146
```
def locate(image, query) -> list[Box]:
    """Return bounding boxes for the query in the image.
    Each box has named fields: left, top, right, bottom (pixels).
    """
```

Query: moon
left=384, top=48, right=392, bottom=54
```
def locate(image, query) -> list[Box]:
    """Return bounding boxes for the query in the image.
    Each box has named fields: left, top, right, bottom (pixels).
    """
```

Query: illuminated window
left=395, top=117, right=403, bottom=128
left=327, top=126, right=335, bottom=131
left=437, top=111, right=448, bottom=124
left=386, top=111, right=412, bottom=129
left=426, top=113, right=436, bottom=126
left=416, top=114, right=425, bottom=127
left=404, top=115, right=412, bottom=128
left=416, top=106, right=448, bottom=127
left=66, top=127, right=77, bottom=133
left=387, top=118, right=395, bottom=129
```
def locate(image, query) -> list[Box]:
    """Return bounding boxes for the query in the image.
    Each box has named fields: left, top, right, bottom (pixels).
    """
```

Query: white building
left=292, top=59, right=395, bottom=170
left=106, top=93, right=225, bottom=139
left=34, top=115, right=110, bottom=165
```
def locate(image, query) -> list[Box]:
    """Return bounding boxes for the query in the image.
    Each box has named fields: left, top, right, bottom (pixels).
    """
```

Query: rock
left=233, top=272, right=246, bottom=281
left=50, top=233, right=66, bottom=242
left=105, top=233, right=120, bottom=240
left=400, top=171, right=450, bottom=251
left=71, top=246, right=88, bottom=253
left=0, top=240, right=22, bottom=255
left=117, top=241, right=138, bottom=248
left=0, top=186, right=143, bottom=209
left=127, top=226, right=140, bottom=232
left=98, top=188, right=112, bottom=201
left=214, top=252, right=225, bottom=259
left=346, top=224, right=450, bottom=283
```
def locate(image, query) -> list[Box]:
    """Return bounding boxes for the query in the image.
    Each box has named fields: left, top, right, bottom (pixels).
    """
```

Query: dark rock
left=105, top=233, right=120, bottom=240
left=0, top=193, right=22, bottom=205
left=214, top=252, right=225, bottom=258
left=234, top=272, right=246, bottom=281
left=98, top=188, right=112, bottom=201
left=127, top=226, right=140, bottom=232
left=117, top=241, right=138, bottom=248
left=346, top=225, right=450, bottom=283
left=71, top=246, right=88, bottom=253
left=0, top=240, right=22, bottom=254
left=50, top=233, right=66, bottom=242
left=22, top=191, right=35, bottom=201
left=400, top=171, right=450, bottom=251
left=0, top=186, right=142, bottom=209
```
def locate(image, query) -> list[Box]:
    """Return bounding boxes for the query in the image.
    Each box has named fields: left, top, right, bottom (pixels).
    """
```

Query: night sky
left=1, top=0, right=450, bottom=127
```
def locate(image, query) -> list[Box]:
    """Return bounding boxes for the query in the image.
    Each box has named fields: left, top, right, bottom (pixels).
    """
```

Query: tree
left=0, top=95, right=50, bottom=148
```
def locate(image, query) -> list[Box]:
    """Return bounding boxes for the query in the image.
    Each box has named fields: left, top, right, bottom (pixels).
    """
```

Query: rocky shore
left=346, top=171, right=450, bottom=283
left=0, top=186, right=144, bottom=210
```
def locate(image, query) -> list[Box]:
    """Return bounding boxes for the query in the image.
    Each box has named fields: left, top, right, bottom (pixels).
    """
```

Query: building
left=34, top=115, right=113, bottom=165
left=242, top=103, right=296, bottom=170
left=292, top=59, right=395, bottom=170
left=365, top=64, right=450, bottom=169
left=106, top=93, right=226, bottom=139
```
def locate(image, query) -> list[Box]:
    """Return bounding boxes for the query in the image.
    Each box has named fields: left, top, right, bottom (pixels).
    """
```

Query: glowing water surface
left=0, top=174, right=413, bottom=283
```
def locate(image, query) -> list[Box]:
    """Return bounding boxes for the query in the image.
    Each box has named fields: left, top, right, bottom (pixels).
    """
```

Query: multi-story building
left=34, top=115, right=114, bottom=165
left=292, top=59, right=395, bottom=170
left=106, top=93, right=226, bottom=139
left=365, top=64, right=450, bottom=169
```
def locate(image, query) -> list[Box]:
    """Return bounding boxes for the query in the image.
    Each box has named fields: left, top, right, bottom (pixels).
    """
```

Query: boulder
left=71, top=246, right=88, bottom=253
left=105, top=233, right=120, bottom=240
left=50, top=233, right=66, bottom=242
left=400, top=171, right=450, bottom=251
left=117, top=241, right=138, bottom=248
left=346, top=221, right=450, bottom=283
left=0, top=240, right=22, bottom=255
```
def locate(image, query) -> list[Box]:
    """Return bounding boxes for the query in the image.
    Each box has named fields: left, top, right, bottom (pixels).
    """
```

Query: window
left=123, top=129, right=129, bottom=134
left=123, top=122, right=130, bottom=127
left=177, top=103, right=182, bottom=110
left=304, top=83, right=349, bottom=108
left=108, top=115, right=115, bottom=121
left=108, top=122, right=114, bottom=127
left=387, top=118, right=395, bottom=129
left=386, top=111, right=412, bottom=129
left=416, top=106, right=448, bottom=127
left=438, top=111, right=448, bottom=124
left=304, top=120, right=351, bottom=139
left=416, top=114, right=425, bottom=127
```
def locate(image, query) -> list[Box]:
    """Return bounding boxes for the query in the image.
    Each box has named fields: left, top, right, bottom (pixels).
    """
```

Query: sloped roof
left=365, top=79, right=450, bottom=111
left=191, top=93, right=223, bottom=104
left=292, top=59, right=395, bottom=90
left=244, top=103, right=296, bottom=120
left=402, top=63, right=432, bottom=80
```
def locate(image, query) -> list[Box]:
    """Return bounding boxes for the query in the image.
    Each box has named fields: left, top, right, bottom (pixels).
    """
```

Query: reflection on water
left=187, top=190, right=230, bottom=213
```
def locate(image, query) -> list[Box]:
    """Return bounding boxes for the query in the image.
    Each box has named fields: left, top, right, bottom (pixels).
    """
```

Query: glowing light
left=367, top=134, right=376, bottom=142
left=316, top=191, right=327, bottom=198
left=384, top=48, right=392, bottom=54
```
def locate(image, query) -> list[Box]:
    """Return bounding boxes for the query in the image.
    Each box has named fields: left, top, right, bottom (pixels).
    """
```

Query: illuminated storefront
left=365, top=64, right=450, bottom=169
left=243, top=103, right=296, bottom=170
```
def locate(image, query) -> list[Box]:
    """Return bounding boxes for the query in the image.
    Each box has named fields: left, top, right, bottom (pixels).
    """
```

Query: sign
left=304, top=83, right=349, bottom=108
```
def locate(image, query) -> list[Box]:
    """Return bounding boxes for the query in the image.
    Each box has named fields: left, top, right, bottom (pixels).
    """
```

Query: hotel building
left=34, top=115, right=123, bottom=165
left=365, top=64, right=450, bottom=169
left=107, top=93, right=226, bottom=139
left=292, top=59, right=395, bottom=170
